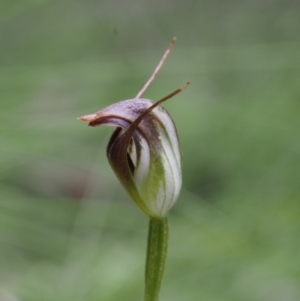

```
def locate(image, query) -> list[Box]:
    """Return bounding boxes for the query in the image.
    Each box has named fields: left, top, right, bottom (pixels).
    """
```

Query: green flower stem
left=144, top=217, right=169, bottom=301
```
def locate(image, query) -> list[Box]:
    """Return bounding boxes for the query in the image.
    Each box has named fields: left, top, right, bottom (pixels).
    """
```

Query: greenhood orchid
left=78, top=85, right=188, bottom=218
left=78, top=38, right=189, bottom=301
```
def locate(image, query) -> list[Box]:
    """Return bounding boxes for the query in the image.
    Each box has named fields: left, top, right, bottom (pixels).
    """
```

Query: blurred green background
left=1, top=1, right=300, bottom=300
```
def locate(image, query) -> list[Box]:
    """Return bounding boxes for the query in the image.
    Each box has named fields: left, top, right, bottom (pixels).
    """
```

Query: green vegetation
left=1, top=1, right=300, bottom=300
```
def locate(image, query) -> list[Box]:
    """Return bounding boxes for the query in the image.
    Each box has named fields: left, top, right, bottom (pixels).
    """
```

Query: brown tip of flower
left=77, top=114, right=98, bottom=122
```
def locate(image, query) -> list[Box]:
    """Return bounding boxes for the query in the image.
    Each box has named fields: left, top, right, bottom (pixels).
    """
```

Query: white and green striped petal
left=79, top=98, right=182, bottom=218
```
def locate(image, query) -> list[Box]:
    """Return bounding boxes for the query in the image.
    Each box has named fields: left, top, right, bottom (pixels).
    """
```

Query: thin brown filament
left=126, top=82, right=190, bottom=139
left=136, top=37, right=177, bottom=99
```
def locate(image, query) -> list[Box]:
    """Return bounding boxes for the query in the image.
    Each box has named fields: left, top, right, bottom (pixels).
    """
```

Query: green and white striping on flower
left=79, top=97, right=182, bottom=218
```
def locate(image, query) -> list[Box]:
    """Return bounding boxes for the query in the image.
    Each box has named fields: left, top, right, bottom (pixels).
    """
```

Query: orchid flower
left=78, top=86, right=188, bottom=218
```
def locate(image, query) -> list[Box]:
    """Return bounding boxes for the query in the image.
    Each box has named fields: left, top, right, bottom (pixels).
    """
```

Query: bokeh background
left=1, top=1, right=300, bottom=300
